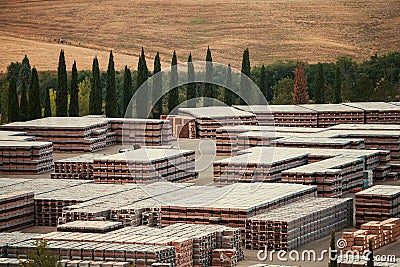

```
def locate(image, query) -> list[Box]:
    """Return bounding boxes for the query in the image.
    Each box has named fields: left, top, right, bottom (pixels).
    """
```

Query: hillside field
left=0, top=0, right=399, bottom=71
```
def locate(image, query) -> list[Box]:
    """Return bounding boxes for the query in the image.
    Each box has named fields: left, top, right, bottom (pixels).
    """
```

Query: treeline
left=0, top=49, right=399, bottom=123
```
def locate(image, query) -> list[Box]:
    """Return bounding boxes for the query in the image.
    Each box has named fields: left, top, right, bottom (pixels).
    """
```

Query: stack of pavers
left=0, top=130, right=34, bottom=141
left=0, top=232, right=39, bottom=257
left=57, top=221, right=123, bottom=233
left=341, top=218, right=400, bottom=253
left=338, top=256, right=400, bottom=267
left=355, top=185, right=400, bottom=227
left=0, top=191, right=34, bottom=231
left=92, top=148, right=197, bottom=184
left=0, top=117, right=116, bottom=152
left=245, top=197, right=353, bottom=251
left=0, top=141, right=53, bottom=174
left=281, top=156, right=364, bottom=197
left=178, top=106, right=257, bottom=139
left=343, top=102, right=400, bottom=124
left=160, top=115, right=196, bottom=139
left=51, top=154, right=96, bottom=180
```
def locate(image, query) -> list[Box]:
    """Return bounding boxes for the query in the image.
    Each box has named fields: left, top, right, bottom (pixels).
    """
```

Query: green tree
left=314, top=63, right=325, bottom=103
left=168, top=50, right=179, bottom=113
left=44, top=88, right=52, bottom=117
left=223, top=64, right=233, bottom=106
left=79, top=77, right=91, bottom=116
left=23, top=240, right=61, bottom=267
left=333, top=66, right=342, bottom=103
left=152, top=52, right=163, bottom=117
left=8, top=77, right=20, bottom=122
left=105, top=51, right=117, bottom=117
left=6, top=62, right=21, bottom=82
left=293, top=63, right=309, bottom=104
left=136, top=47, right=149, bottom=118
left=17, top=55, right=31, bottom=90
left=240, top=48, right=251, bottom=105
left=329, top=230, right=337, bottom=267
left=367, top=239, right=374, bottom=267
left=89, top=57, right=102, bottom=115
left=0, top=81, right=9, bottom=123
left=28, top=68, right=42, bottom=120
left=49, top=89, right=57, bottom=117
left=272, top=78, right=294, bottom=104
left=203, top=47, right=214, bottom=106
left=122, top=65, right=133, bottom=116
left=259, top=64, right=271, bottom=103
left=56, top=50, right=68, bottom=116
left=187, top=53, right=197, bottom=108
left=19, top=79, right=28, bottom=121
left=69, top=61, right=79, bottom=117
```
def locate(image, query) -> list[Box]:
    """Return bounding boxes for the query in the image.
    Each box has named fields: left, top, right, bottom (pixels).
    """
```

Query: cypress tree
left=8, top=77, right=19, bottom=122
left=293, top=63, right=309, bottom=104
left=239, top=48, right=251, bottom=105
left=203, top=47, right=214, bottom=107
left=69, top=61, right=79, bottom=117
left=17, top=55, right=31, bottom=90
left=329, top=230, right=337, bottom=267
left=56, top=50, right=68, bottom=116
left=28, top=68, right=41, bottom=120
left=105, top=51, right=117, bottom=117
left=89, top=57, right=102, bottom=115
left=367, top=239, right=374, bottom=267
left=122, top=65, right=133, bottom=115
left=314, top=63, right=325, bottom=104
left=44, top=87, right=52, bottom=117
left=136, top=47, right=149, bottom=118
left=223, top=64, right=233, bottom=106
left=152, top=52, right=162, bottom=118
left=187, top=53, right=196, bottom=108
left=168, top=51, right=179, bottom=113
left=333, top=66, right=342, bottom=104
left=259, top=64, right=271, bottom=103
left=19, top=79, right=28, bottom=121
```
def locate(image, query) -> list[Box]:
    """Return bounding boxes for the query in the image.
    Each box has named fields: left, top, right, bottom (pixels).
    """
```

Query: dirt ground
left=1, top=0, right=399, bottom=71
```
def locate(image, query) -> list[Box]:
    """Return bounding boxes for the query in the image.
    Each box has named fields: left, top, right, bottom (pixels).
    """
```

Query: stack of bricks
left=57, top=221, right=123, bottom=233
left=341, top=218, right=400, bottom=253
left=343, top=102, right=400, bottom=124
left=245, top=198, right=353, bottom=251
left=355, top=185, right=400, bottom=227
left=0, top=141, right=53, bottom=174
left=51, top=154, right=95, bottom=179
left=160, top=115, right=196, bottom=139
left=0, top=191, right=34, bottom=232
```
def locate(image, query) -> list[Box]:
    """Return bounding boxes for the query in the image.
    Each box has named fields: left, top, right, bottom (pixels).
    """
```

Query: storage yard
left=0, top=103, right=400, bottom=266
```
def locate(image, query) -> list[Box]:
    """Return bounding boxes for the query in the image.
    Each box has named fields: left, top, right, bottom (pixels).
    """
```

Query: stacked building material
left=0, top=117, right=116, bottom=152
left=0, top=141, right=54, bottom=174
left=273, top=137, right=365, bottom=150
left=57, top=260, right=131, bottom=267
left=160, top=115, right=196, bottom=139
left=0, top=130, right=35, bottom=142
left=57, top=221, right=123, bottom=233
left=0, top=191, right=34, bottom=232
left=108, top=118, right=172, bottom=145
left=338, top=255, right=400, bottom=267
left=92, top=149, right=197, bottom=184
left=6, top=240, right=176, bottom=266
left=213, top=147, right=309, bottom=184
left=234, top=105, right=318, bottom=127
left=355, top=185, right=400, bottom=226
left=0, top=232, right=39, bottom=258
left=298, top=104, right=364, bottom=127
left=281, top=156, right=364, bottom=197
left=51, top=154, right=96, bottom=180
left=178, top=106, right=257, bottom=139
left=343, top=102, right=400, bottom=124
left=245, top=198, right=353, bottom=251
left=341, top=218, right=400, bottom=253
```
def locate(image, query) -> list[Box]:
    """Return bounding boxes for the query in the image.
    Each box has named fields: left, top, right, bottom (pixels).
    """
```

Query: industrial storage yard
left=1, top=103, right=400, bottom=267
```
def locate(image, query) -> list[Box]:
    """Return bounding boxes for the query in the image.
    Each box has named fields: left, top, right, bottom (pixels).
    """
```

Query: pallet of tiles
left=160, top=115, right=196, bottom=139
left=57, top=221, right=123, bottom=233
left=273, top=137, right=365, bottom=150
left=281, top=156, right=364, bottom=197
left=6, top=240, right=176, bottom=266
left=0, top=117, right=116, bottom=152
left=213, top=147, right=309, bottom=184
left=178, top=107, right=257, bottom=139
left=343, top=102, right=400, bottom=124
left=355, top=185, right=400, bottom=227
left=245, top=197, right=353, bottom=251
left=0, top=233, right=39, bottom=258
left=57, top=260, right=131, bottom=267
left=109, top=118, right=172, bottom=146
left=0, top=141, right=54, bottom=174
left=299, top=104, right=364, bottom=127
left=0, top=130, right=35, bottom=142
left=51, top=154, right=95, bottom=180
left=92, top=149, right=197, bottom=184
left=341, top=218, right=400, bottom=253
left=338, top=255, right=400, bottom=267
left=0, top=191, right=34, bottom=232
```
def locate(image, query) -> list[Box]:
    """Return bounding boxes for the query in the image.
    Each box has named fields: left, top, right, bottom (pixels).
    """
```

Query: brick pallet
left=355, top=185, right=400, bottom=227
left=51, top=154, right=96, bottom=179
left=341, top=218, right=400, bottom=253
left=281, top=156, right=364, bottom=197
left=273, top=137, right=365, bottom=150
left=178, top=107, right=257, bottom=139
left=0, top=191, right=34, bottom=232
left=160, top=115, right=196, bottom=139
left=0, top=141, right=54, bottom=174
left=245, top=198, right=353, bottom=251
left=57, top=221, right=123, bottom=233
left=92, top=149, right=197, bottom=184
left=338, top=256, right=400, bottom=267
left=0, top=130, right=35, bottom=142
left=343, top=102, right=400, bottom=124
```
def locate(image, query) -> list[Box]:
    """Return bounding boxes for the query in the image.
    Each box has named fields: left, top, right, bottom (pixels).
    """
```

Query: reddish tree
left=293, top=63, right=309, bottom=104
